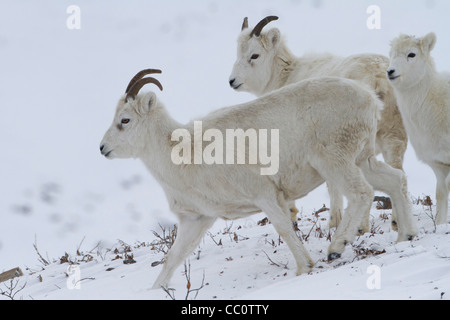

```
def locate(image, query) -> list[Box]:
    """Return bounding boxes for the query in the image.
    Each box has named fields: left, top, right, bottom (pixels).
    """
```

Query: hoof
left=327, top=252, right=341, bottom=262
left=151, top=281, right=167, bottom=290
left=391, top=220, right=398, bottom=231
left=397, top=231, right=417, bottom=243
left=296, top=261, right=314, bottom=275
left=358, top=223, right=369, bottom=235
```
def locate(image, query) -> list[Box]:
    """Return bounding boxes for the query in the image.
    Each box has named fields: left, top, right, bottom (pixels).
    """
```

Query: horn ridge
left=125, top=69, right=162, bottom=94
left=126, top=77, right=163, bottom=101
left=250, top=16, right=278, bottom=37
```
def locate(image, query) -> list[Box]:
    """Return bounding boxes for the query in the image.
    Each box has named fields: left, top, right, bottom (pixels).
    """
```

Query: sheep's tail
left=358, top=81, right=385, bottom=121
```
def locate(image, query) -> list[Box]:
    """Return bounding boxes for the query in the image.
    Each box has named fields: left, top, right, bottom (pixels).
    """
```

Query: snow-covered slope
left=0, top=0, right=449, bottom=300
left=4, top=203, right=450, bottom=300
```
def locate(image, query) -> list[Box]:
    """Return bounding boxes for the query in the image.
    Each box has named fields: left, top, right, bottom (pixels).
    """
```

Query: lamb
left=229, top=16, right=408, bottom=232
left=100, top=69, right=417, bottom=289
left=388, top=32, right=450, bottom=225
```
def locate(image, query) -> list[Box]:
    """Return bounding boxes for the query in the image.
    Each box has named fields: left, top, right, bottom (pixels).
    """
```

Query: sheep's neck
left=265, top=42, right=297, bottom=94
left=396, top=66, right=436, bottom=113
left=140, top=107, right=183, bottom=183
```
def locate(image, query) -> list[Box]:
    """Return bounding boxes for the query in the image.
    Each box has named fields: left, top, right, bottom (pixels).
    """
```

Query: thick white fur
left=229, top=25, right=408, bottom=232
left=388, top=32, right=450, bottom=225
left=100, top=75, right=417, bottom=289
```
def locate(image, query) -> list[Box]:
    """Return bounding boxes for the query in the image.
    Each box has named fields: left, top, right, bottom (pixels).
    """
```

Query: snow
left=5, top=205, right=450, bottom=300
left=0, top=0, right=449, bottom=300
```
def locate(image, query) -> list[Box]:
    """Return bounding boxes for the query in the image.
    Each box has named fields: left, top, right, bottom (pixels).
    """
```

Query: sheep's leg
left=322, top=164, right=374, bottom=260
left=445, top=171, right=450, bottom=224
left=379, top=142, right=404, bottom=231
left=327, top=182, right=343, bottom=229
left=379, top=140, right=401, bottom=231
left=256, top=197, right=314, bottom=275
left=151, top=215, right=216, bottom=289
left=431, top=164, right=449, bottom=225
left=379, top=140, right=406, bottom=172
left=359, top=156, right=417, bottom=241
left=288, top=201, right=299, bottom=225
left=328, top=179, right=369, bottom=235
left=376, top=92, right=408, bottom=231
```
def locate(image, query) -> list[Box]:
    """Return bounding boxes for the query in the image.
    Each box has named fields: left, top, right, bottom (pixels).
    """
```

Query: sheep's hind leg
left=151, top=215, right=216, bottom=289
left=321, top=163, right=373, bottom=261
left=359, top=156, right=417, bottom=241
left=257, top=196, right=314, bottom=275
left=328, top=180, right=368, bottom=236
left=431, top=163, right=450, bottom=225
left=327, top=182, right=343, bottom=229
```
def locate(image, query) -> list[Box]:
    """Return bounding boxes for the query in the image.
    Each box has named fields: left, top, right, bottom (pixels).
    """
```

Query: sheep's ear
left=138, top=92, right=157, bottom=115
left=420, top=32, right=436, bottom=54
left=266, top=28, right=281, bottom=49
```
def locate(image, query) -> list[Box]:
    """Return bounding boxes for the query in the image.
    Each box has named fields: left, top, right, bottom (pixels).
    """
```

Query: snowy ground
left=0, top=0, right=449, bottom=300
left=3, top=202, right=450, bottom=300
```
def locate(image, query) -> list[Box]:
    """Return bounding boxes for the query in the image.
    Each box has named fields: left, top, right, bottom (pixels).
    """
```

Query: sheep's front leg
left=257, top=197, right=314, bottom=275
left=289, top=201, right=299, bottom=225
left=152, top=215, right=216, bottom=289
left=376, top=116, right=407, bottom=231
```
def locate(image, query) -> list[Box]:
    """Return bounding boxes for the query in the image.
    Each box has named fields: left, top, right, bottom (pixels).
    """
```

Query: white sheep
left=100, top=69, right=417, bottom=289
left=229, top=16, right=408, bottom=232
left=388, top=32, right=450, bottom=225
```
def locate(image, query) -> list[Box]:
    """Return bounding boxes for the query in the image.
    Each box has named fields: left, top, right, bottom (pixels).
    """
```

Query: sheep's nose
left=100, top=144, right=104, bottom=152
left=387, top=69, right=396, bottom=76
left=229, top=78, right=236, bottom=87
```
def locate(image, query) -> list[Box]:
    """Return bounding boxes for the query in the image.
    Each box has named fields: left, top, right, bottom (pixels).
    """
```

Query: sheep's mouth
left=388, top=75, right=400, bottom=80
left=101, top=149, right=113, bottom=158
left=232, top=83, right=243, bottom=90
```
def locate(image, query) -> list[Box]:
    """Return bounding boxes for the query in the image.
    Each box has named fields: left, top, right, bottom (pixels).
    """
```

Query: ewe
left=100, top=69, right=416, bottom=289
left=229, top=16, right=408, bottom=232
left=388, top=32, right=450, bottom=225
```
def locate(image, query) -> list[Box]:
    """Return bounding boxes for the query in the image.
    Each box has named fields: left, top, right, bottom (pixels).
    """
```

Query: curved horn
left=126, top=77, right=163, bottom=101
left=125, top=69, right=162, bottom=94
left=241, top=17, right=248, bottom=31
left=250, top=16, right=278, bottom=37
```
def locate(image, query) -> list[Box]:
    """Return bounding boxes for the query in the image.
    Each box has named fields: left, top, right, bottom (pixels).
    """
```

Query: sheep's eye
left=250, top=54, right=260, bottom=60
left=121, top=118, right=130, bottom=124
left=408, top=53, right=416, bottom=58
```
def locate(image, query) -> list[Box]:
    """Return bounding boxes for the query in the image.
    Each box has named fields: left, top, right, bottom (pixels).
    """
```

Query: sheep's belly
left=217, top=205, right=262, bottom=220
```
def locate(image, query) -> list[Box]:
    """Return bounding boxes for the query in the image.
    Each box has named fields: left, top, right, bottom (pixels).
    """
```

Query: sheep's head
left=229, top=16, right=281, bottom=96
left=387, top=32, right=436, bottom=89
left=100, top=69, right=163, bottom=160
